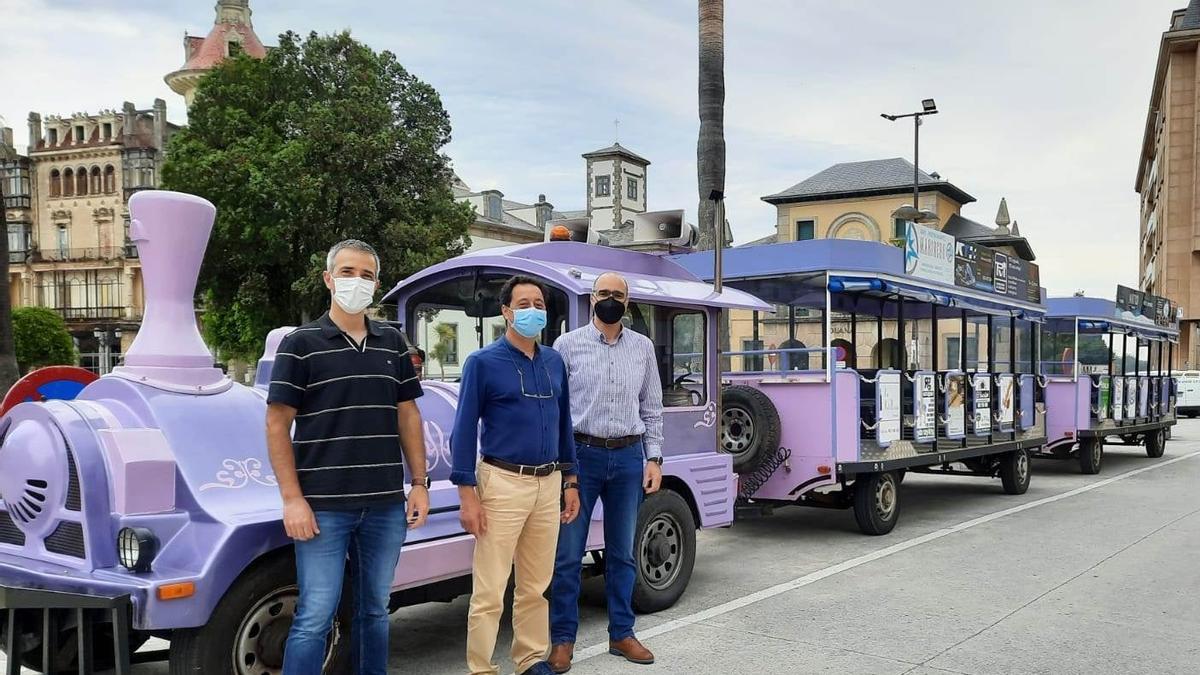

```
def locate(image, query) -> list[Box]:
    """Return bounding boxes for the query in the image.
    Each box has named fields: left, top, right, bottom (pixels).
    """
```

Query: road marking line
left=571, top=450, right=1200, bottom=666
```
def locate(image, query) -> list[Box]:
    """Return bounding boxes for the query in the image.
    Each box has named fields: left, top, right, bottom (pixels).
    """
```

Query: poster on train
left=993, top=252, right=1010, bottom=296
left=945, top=372, right=966, bottom=438
left=1112, top=374, right=1124, bottom=421
left=1018, top=374, right=1035, bottom=429
left=913, top=371, right=937, bottom=443
left=1139, top=377, right=1149, bottom=418
left=876, top=371, right=901, bottom=446
left=1096, top=376, right=1110, bottom=420
left=1155, top=297, right=1171, bottom=327
left=1123, top=374, right=1132, bottom=417
left=972, top=373, right=992, bottom=435
left=997, top=373, right=1015, bottom=430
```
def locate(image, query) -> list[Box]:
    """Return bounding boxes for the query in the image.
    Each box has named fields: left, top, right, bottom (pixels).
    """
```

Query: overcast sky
left=0, top=0, right=1183, bottom=297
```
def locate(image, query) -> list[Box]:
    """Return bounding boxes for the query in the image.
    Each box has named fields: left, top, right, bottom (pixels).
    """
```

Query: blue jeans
left=283, top=502, right=408, bottom=675
left=551, top=441, right=644, bottom=644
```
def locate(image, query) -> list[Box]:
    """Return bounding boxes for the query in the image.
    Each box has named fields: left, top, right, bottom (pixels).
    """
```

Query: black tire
left=0, top=611, right=147, bottom=674
left=168, top=552, right=352, bottom=675
left=853, top=471, right=900, bottom=536
left=1079, top=438, right=1103, bottom=475
left=720, top=385, right=781, bottom=474
left=632, top=490, right=697, bottom=613
left=999, top=448, right=1031, bottom=495
left=1145, top=428, right=1167, bottom=458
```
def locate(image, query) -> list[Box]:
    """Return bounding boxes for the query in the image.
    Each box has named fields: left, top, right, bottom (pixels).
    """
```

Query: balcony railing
left=9, top=250, right=30, bottom=263
left=52, top=306, right=127, bottom=321
left=35, top=247, right=134, bottom=262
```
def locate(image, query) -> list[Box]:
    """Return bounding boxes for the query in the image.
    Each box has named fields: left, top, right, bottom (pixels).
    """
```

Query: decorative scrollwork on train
left=198, top=458, right=279, bottom=491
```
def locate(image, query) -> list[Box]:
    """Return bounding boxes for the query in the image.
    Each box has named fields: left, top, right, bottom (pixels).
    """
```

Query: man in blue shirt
left=549, top=271, right=663, bottom=672
left=451, top=275, right=580, bottom=675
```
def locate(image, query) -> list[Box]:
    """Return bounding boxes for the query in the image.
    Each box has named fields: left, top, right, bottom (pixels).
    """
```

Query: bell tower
left=582, top=142, right=650, bottom=243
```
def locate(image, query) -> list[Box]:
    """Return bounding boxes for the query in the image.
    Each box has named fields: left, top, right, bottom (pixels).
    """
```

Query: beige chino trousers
left=466, top=462, right=562, bottom=675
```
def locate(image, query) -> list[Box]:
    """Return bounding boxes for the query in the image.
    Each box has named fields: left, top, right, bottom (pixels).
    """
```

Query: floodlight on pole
left=881, top=98, right=942, bottom=239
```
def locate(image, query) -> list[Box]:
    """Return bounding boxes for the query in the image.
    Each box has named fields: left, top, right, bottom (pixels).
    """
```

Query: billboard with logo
left=953, top=240, right=1040, bottom=304
left=1116, top=285, right=1177, bottom=327
left=905, top=223, right=956, bottom=285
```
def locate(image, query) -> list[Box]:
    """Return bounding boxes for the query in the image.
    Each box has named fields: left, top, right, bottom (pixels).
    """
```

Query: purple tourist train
left=0, top=191, right=763, bottom=673
left=673, top=224, right=1052, bottom=535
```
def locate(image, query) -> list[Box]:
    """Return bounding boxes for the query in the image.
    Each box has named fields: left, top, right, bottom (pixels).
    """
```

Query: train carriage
left=674, top=229, right=1048, bottom=535
left=1039, top=291, right=1180, bottom=473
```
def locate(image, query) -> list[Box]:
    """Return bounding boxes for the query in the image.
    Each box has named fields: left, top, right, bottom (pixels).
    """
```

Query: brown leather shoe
left=549, top=642, right=574, bottom=673
left=609, top=636, right=654, bottom=665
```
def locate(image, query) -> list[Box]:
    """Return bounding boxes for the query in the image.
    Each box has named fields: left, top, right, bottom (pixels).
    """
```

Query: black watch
left=410, top=476, right=431, bottom=489
left=647, top=456, right=664, bottom=466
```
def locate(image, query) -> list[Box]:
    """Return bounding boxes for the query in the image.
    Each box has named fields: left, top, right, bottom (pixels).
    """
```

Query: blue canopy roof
left=1047, top=296, right=1179, bottom=340
left=672, top=239, right=1045, bottom=318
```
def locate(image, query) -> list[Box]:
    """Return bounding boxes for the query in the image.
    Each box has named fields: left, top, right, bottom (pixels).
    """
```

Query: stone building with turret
left=165, top=0, right=269, bottom=109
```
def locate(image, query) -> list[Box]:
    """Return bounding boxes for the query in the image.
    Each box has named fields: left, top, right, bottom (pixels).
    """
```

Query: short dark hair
left=500, top=275, right=546, bottom=308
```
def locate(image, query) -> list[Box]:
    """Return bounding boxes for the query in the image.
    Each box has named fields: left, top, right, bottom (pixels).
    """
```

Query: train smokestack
left=122, top=190, right=216, bottom=370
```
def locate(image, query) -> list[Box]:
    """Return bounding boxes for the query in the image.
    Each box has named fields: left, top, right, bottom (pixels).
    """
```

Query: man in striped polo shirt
left=267, top=239, right=429, bottom=675
left=549, top=271, right=663, bottom=672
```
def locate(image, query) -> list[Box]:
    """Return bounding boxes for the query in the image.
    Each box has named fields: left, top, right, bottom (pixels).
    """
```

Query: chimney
left=122, top=101, right=136, bottom=139
left=153, top=98, right=167, bottom=150
left=27, top=113, right=41, bottom=150
left=0, top=128, right=13, bottom=153
left=117, top=191, right=225, bottom=388
left=534, top=193, right=553, bottom=229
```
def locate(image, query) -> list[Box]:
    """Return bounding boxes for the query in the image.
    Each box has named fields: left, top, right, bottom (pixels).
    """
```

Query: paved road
left=7, top=422, right=1200, bottom=674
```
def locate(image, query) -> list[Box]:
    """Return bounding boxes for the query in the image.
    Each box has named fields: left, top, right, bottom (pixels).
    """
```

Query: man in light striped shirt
left=266, top=239, right=429, bottom=675
left=549, top=271, right=663, bottom=672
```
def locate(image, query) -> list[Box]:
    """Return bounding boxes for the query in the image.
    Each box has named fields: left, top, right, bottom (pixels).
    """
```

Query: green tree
left=12, top=307, right=76, bottom=373
left=430, top=322, right=457, bottom=381
left=161, top=30, right=473, bottom=360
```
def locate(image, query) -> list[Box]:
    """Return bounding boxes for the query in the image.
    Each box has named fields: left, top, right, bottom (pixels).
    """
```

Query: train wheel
left=853, top=471, right=899, bottom=536
left=999, top=448, right=1031, bottom=495
left=1145, top=428, right=1167, bottom=459
left=1078, top=438, right=1103, bottom=475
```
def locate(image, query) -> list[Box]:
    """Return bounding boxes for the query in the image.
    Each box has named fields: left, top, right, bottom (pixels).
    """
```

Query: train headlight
left=117, top=527, right=158, bottom=573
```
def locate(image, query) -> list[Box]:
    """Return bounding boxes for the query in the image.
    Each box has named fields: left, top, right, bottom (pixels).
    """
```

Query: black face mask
left=594, top=297, right=626, bottom=325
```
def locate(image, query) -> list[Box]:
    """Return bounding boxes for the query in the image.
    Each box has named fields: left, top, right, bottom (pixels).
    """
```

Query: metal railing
left=53, top=306, right=127, bottom=321
left=37, top=247, right=130, bottom=262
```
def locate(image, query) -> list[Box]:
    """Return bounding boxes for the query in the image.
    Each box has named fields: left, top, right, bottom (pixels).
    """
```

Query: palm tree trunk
left=0, top=168, right=20, bottom=392
left=696, top=0, right=725, bottom=251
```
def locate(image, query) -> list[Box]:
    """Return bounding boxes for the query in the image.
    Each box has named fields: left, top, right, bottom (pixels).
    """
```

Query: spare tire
left=720, top=385, right=781, bottom=473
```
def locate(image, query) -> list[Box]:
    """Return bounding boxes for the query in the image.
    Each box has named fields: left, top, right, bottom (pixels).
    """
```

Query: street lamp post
left=882, top=98, right=939, bottom=226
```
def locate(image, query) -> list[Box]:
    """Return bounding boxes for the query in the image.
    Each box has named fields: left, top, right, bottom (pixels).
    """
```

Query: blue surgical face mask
left=511, top=307, right=547, bottom=338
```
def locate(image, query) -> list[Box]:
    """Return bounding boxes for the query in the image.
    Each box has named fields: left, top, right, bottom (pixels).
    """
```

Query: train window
left=626, top=302, right=707, bottom=407
left=407, top=273, right=569, bottom=382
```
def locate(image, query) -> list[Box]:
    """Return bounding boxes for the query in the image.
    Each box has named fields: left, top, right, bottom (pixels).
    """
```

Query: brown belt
left=482, top=456, right=567, bottom=477
left=573, top=432, right=641, bottom=449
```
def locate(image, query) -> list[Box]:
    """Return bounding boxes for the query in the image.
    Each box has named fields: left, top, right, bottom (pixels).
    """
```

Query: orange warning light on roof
left=550, top=225, right=572, bottom=241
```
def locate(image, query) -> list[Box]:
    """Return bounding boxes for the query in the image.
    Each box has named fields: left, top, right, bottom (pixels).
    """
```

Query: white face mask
left=332, top=276, right=376, bottom=314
